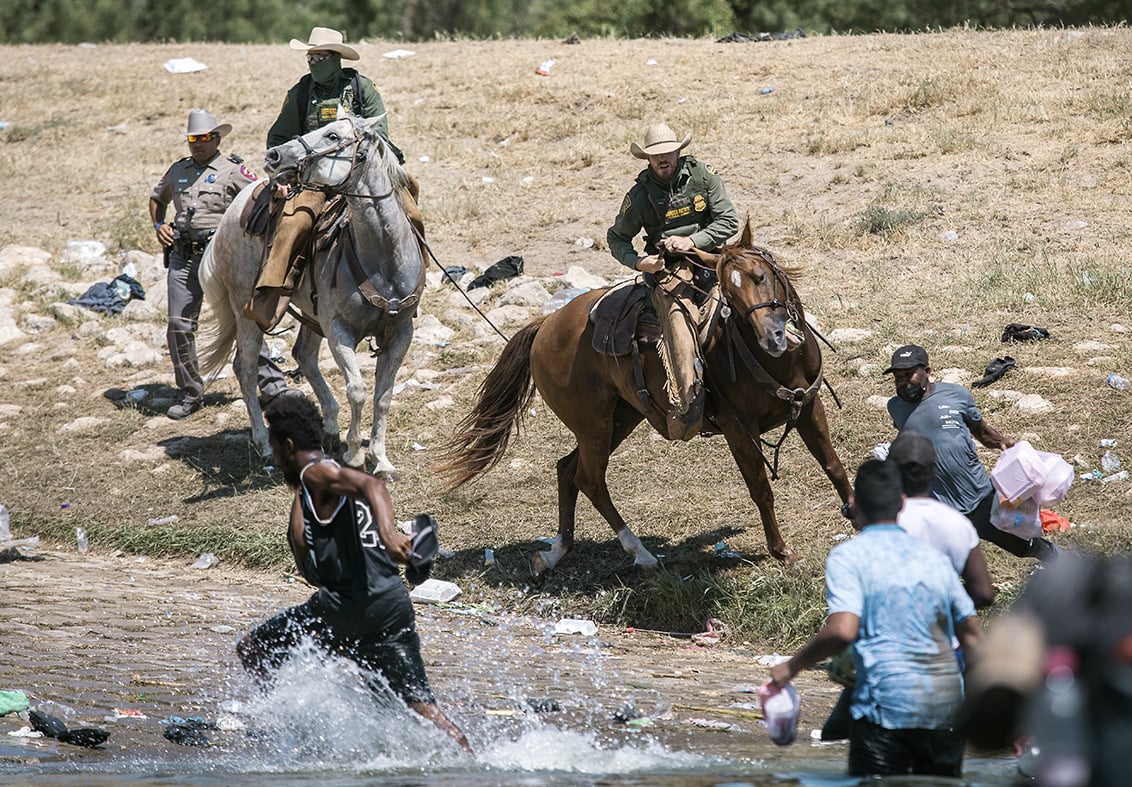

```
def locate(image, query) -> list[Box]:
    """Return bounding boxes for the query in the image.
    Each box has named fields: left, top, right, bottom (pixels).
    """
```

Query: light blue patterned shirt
left=826, top=523, right=976, bottom=730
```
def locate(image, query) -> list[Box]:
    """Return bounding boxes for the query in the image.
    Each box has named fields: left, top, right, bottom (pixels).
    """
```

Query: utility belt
left=171, top=232, right=214, bottom=261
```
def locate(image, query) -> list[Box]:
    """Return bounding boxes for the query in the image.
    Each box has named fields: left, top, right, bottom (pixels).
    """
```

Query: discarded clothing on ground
left=1002, top=323, right=1050, bottom=343
left=468, top=255, right=524, bottom=290
left=971, top=356, right=1016, bottom=388
left=67, top=274, right=146, bottom=315
left=717, top=29, right=806, bottom=43
left=29, top=709, right=110, bottom=748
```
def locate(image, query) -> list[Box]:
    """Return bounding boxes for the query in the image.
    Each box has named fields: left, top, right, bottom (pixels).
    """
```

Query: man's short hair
left=853, top=458, right=903, bottom=524
left=265, top=393, right=322, bottom=451
left=888, top=431, right=937, bottom=497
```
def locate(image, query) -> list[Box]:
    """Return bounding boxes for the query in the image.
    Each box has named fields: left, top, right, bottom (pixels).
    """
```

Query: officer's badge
left=205, top=173, right=217, bottom=183
left=240, top=165, right=258, bottom=180
left=693, top=194, right=707, bottom=212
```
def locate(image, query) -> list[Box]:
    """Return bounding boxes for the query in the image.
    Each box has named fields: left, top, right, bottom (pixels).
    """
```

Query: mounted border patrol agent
left=246, top=27, right=422, bottom=332
left=149, top=109, right=288, bottom=420
left=606, top=123, right=739, bottom=438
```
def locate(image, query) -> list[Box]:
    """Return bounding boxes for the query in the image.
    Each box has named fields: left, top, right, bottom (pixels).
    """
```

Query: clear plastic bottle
left=0, top=503, right=10, bottom=541
left=75, top=527, right=89, bottom=554
left=1030, top=646, right=1090, bottom=787
left=1101, top=450, right=1122, bottom=474
left=1106, top=373, right=1130, bottom=391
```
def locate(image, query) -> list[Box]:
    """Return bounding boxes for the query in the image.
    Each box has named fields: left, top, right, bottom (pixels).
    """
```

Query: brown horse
left=440, top=223, right=852, bottom=577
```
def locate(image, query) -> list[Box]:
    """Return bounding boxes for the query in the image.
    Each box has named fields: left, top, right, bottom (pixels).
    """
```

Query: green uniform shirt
left=267, top=68, right=388, bottom=148
left=150, top=152, right=258, bottom=241
left=606, top=156, right=739, bottom=269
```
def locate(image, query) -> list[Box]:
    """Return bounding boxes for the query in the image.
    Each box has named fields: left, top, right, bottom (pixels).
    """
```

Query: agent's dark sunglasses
left=187, top=133, right=214, bottom=143
left=307, top=52, right=333, bottom=64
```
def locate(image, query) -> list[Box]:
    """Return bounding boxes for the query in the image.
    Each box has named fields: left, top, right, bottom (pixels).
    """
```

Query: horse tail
left=436, top=316, right=546, bottom=489
left=196, top=242, right=237, bottom=378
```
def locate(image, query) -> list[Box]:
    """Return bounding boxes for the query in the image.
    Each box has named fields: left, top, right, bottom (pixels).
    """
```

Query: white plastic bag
left=758, top=680, right=800, bottom=745
left=990, top=441, right=1073, bottom=505
left=990, top=496, right=1043, bottom=540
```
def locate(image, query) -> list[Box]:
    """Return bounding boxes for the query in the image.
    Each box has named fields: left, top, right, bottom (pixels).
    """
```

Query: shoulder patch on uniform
left=240, top=164, right=258, bottom=181
left=618, top=193, right=632, bottom=218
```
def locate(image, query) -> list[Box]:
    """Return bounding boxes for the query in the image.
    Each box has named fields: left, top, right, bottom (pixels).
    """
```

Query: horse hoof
left=775, top=549, right=803, bottom=564
left=636, top=559, right=660, bottom=575
left=530, top=551, right=551, bottom=579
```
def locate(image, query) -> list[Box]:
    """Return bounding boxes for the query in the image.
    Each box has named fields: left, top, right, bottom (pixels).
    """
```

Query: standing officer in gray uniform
left=149, top=109, right=289, bottom=420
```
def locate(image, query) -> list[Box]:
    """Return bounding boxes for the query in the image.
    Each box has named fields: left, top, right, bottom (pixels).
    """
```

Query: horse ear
left=691, top=247, right=720, bottom=268
left=738, top=217, right=754, bottom=248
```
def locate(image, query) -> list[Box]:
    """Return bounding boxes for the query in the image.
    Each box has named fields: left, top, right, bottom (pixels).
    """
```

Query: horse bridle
left=731, top=250, right=800, bottom=324
left=291, top=116, right=397, bottom=201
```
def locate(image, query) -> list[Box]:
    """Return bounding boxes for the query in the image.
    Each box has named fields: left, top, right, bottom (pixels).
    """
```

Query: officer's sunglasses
left=307, top=52, right=333, bottom=64
left=187, top=133, right=214, bottom=143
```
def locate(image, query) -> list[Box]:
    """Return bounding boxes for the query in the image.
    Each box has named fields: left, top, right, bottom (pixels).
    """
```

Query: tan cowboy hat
left=630, top=123, right=692, bottom=159
left=185, top=109, right=231, bottom=138
left=289, top=26, right=360, bottom=60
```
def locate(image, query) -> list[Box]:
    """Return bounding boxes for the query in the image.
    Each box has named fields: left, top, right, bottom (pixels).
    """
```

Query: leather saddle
left=589, top=278, right=649, bottom=357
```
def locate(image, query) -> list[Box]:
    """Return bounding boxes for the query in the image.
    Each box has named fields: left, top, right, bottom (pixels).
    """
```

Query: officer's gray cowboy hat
left=290, top=27, right=360, bottom=60
left=630, top=123, right=692, bottom=160
left=185, top=109, right=231, bottom=138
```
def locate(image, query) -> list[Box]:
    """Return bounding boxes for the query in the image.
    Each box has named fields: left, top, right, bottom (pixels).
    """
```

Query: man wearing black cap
left=884, top=345, right=1058, bottom=562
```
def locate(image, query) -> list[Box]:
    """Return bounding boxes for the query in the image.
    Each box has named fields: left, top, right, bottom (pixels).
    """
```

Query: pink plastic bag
left=758, top=679, right=800, bottom=745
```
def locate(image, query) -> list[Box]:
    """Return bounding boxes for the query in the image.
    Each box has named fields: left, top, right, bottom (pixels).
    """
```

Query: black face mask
left=898, top=382, right=925, bottom=403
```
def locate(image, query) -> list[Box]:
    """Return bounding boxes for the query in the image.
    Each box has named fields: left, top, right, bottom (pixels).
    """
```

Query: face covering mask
left=898, top=382, right=925, bottom=403
left=309, top=54, right=342, bottom=85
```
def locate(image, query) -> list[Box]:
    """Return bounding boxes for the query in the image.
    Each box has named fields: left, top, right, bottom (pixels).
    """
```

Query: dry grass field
left=1, top=29, right=1131, bottom=646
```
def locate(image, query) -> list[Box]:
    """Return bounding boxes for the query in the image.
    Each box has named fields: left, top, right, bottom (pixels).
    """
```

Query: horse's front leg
left=293, top=326, right=340, bottom=452
left=367, top=318, right=414, bottom=479
left=326, top=321, right=368, bottom=469
left=720, top=417, right=800, bottom=563
left=796, top=396, right=852, bottom=506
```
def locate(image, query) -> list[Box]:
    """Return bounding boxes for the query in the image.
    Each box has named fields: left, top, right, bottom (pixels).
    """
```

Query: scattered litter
left=0, top=121, right=9, bottom=131
left=409, top=578, right=461, bottom=604
left=75, top=527, right=88, bottom=554
left=418, top=155, right=430, bottom=163
left=542, top=287, right=587, bottom=314
left=526, top=697, right=561, bottom=713
left=216, top=714, right=245, bottom=731
left=612, top=703, right=641, bottom=722
left=1040, top=510, right=1071, bottom=534
left=1080, top=469, right=1104, bottom=481
left=554, top=618, right=597, bottom=636
left=0, top=690, right=29, bottom=716
left=759, top=86, right=775, bottom=95
left=382, top=49, right=416, bottom=59
left=535, top=59, right=555, bottom=76
left=481, top=176, right=495, bottom=183
left=690, top=618, right=729, bottom=646
left=939, top=230, right=959, bottom=241
left=190, top=553, right=218, bottom=570
left=646, top=58, right=658, bottom=66
left=832, top=533, right=849, bottom=542
left=147, top=514, right=178, bottom=526
left=163, top=723, right=210, bottom=747
left=469, top=255, right=524, bottom=290
left=67, top=274, right=146, bottom=316
left=163, top=57, right=207, bottom=74
left=1062, top=220, right=1088, bottom=231
left=485, top=708, right=516, bottom=716
left=411, top=441, right=428, bottom=451
left=574, top=237, right=594, bottom=248
left=30, top=709, right=109, bottom=748
left=110, top=708, right=147, bottom=720
left=689, top=718, right=735, bottom=730
left=713, top=542, right=741, bottom=559
left=1106, top=373, right=1130, bottom=391
left=1102, top=470, right=1129, bottom=483
left=210, top=625, right=236, bottom=634
left=1101, top=451, right=1122, bottom=474
left=7, top=726, right=43, bottom=738
left=483, top=548, right=495, bottom=566
left=1101, top=439, right=1118, bottom=447
left=971, top=356, right=1016, bottom=388
left=717, top=29, right=806, bottom=43
left=1001, top=323, right=1050, bottom=343
left=0, top=546, right=44, bottom=563
left=871, top=442, right=891, bottom=460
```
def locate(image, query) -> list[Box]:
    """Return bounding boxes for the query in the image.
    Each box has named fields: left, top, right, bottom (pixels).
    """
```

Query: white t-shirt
left=897, top=496, right=979, bottom=574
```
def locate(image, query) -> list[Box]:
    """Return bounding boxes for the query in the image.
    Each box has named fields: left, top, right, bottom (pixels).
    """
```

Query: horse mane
left=367, top=127, right=414, bottom=210
left=718, top=242, right=805, bottom=283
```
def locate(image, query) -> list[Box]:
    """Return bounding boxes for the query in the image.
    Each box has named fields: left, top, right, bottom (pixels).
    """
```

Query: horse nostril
left=264, top=149, right=280, bottom=166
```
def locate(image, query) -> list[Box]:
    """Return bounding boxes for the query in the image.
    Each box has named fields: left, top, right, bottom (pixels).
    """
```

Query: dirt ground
left=0, top=547, right=856, bottom=771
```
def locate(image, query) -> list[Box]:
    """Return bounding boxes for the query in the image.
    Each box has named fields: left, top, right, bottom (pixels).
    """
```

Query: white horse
left=199, top=115, right=423, bottom=476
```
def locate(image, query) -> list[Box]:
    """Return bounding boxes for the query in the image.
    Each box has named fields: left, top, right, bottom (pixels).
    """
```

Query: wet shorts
left=245, top=596, right=435, bottom=706
left=848, top=717, right=964, bottom=777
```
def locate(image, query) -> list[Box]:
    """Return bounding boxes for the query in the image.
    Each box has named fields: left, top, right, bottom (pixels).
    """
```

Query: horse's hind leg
left=234, top=320, right=271, bottom=458
left=720, top=421, right=799, bottom=563
left=293, top=326, right=340, bottom=450
left=533, top=403, right=650, bottom=576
